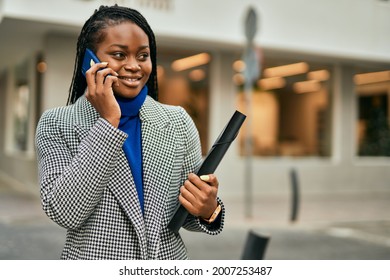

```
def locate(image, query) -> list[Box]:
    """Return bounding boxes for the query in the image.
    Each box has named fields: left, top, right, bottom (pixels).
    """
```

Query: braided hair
left=67, top=5, right=158, bottom=104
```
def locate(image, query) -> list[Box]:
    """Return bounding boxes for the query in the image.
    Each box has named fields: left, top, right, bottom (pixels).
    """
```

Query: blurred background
left=1, top=0, right=390, bottom=259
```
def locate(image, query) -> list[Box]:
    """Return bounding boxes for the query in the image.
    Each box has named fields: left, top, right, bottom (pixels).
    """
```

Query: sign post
left=242, top=7, right=260, bottom=218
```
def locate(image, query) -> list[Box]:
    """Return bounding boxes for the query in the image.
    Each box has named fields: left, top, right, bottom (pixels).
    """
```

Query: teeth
left=120, top=77, right=139, bottom=82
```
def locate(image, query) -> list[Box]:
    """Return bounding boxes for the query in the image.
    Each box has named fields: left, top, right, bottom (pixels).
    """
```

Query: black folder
left=168, top=110, right=246, bottom=233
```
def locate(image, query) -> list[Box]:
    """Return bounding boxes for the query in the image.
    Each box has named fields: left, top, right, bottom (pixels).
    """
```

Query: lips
left=118, top=75, right=142, bottom=87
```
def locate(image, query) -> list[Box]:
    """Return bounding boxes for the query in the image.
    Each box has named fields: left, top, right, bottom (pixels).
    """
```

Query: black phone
left=81, top=48, right=100, bottom=77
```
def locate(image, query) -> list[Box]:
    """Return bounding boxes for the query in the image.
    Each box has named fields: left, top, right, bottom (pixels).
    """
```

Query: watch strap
left=202, top=204, right=222, bottom=224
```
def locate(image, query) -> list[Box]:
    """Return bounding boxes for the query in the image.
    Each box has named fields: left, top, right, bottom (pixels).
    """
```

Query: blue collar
left=116, top=85, right=148, bottom=119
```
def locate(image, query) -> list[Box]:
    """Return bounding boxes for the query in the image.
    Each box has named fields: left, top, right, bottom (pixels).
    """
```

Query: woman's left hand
left=179, top=173, right=219, bottom=220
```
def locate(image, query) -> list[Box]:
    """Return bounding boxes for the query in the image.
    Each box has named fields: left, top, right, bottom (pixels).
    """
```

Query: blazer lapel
left=140, top=97, right=177, bottom=259
left=107, top=152, right=148, bottom=257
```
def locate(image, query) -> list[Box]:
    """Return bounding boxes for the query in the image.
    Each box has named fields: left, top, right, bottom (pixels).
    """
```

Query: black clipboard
left=168, top=110, right=246, bottom=233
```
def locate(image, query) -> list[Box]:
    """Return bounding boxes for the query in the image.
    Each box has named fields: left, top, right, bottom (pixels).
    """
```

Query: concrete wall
left=3, top=0, right=390, bottom=62
left=41, top=34, right=77, bottom=112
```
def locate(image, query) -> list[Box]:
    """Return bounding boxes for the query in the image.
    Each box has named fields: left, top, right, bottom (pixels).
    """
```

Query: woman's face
left=95, top=21, right=152, bottom=99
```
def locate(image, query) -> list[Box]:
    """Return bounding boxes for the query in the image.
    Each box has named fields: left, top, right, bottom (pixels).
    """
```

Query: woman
left=35, top=5, right=224, bottom=260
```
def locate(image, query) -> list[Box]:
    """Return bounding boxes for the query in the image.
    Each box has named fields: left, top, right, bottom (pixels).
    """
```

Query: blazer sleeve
left=178, top=108, right=225, bottom=235
left=35, top=109, right=127, bottom=229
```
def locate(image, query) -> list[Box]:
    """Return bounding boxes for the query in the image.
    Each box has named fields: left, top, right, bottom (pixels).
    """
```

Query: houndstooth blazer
left=35, top=95, right=224, bottom=260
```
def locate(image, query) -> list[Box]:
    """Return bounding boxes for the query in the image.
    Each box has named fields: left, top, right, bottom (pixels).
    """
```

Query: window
left=157, top=49, right=210, bottom=155
left=235, top=58, right=333, bottom=157
left=13, top=83, right=30, bottom=151
left=3, top=56, right=40, bottom=158
left=355, top=70, right=390, bottom=156
left=11, top=59, right=31, bottom=154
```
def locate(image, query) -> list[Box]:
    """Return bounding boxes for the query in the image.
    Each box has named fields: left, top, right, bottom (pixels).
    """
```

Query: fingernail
left=200, top=175, right=210, bottom=181
left=101, top=62, right=108, bottom=66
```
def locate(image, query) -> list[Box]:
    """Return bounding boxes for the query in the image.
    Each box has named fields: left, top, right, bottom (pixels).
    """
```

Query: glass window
left=235, top=58, right=333, bottom=157
left=4, top=55, right=41, bottom=158
left=13, top=59, right=31, bottom=153
left=157, top=49, right=210, bottom=155
left=355, top=69, right=390, bottom=156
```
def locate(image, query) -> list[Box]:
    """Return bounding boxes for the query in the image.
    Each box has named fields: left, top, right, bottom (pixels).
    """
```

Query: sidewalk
left=222, top=191, right=390, bottom=228
left=1, top=172, right=390, bottom=259
left=182, top=191, right=390, bottom=259
left=0, top=173, right=47, bottom=225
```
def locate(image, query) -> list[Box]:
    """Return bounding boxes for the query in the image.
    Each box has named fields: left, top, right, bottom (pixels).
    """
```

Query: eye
left=112, top=52, right=126, bottom=59
left=138, top=52, right=150, bottom=61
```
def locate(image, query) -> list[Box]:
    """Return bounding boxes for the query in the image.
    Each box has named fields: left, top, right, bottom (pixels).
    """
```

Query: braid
left=67, top=5, right=158, bottom=105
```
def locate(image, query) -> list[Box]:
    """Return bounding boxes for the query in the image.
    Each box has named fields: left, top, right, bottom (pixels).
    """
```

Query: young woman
left=35, top=5, right=224, bottom=259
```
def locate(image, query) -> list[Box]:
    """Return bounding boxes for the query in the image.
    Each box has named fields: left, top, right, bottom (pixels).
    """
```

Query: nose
left=123, top=58, right=141, bottom=72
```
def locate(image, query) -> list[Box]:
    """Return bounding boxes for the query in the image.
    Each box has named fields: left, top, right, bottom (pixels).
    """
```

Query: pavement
left=1, top=172, right=390, bottom=260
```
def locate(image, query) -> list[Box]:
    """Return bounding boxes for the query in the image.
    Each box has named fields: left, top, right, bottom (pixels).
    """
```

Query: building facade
left=1, top=0, right=390, bottom=204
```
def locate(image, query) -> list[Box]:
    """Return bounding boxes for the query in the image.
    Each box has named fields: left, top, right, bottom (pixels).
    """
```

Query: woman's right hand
left=85, top=62, right=121, bottom=128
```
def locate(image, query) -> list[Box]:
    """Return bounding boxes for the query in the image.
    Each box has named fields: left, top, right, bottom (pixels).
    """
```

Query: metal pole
left=244, top=70, right=253, bottom=218
left=242, top=7, right=259, bottom=219
left=290, top=168, right=300, bottom=222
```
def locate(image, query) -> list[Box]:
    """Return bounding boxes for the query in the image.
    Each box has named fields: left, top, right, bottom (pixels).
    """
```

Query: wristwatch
left=202, top=204, right=222, bottom=224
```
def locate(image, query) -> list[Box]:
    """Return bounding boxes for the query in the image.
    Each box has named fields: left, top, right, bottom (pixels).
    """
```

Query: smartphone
left=81, top=48, right=101, bottom=77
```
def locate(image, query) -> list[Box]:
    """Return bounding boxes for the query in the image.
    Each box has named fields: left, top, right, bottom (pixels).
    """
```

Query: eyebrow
left=110, top=44, right=150, bottom=51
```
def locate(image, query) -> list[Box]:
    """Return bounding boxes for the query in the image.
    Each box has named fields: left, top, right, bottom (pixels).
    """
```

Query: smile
left=118, top=76, right=141, bottom=82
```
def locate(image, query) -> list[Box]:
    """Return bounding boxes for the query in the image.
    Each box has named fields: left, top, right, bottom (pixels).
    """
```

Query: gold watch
left=202, top=204, right=222, bottom=224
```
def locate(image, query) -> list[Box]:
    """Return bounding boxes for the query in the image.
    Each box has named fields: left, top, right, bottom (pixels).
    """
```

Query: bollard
left=290, top=168, right=300, bottom=222
left=241, top=230, right=270, bottom=260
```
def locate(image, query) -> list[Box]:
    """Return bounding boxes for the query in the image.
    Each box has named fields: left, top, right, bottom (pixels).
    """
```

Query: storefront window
left=355, top=70, right=390, bottom=156
left=157, top=49, right=210, bottom=155
left=235, top=59, right=333, bottom=157
left=13, top=59, right=30, bottom=152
